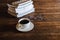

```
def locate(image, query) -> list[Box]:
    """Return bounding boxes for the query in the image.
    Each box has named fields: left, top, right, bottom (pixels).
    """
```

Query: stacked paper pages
left=15, top=0, right=35, bottom=17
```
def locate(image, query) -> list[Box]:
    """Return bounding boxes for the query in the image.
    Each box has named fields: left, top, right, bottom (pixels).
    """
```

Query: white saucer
left=16, top=22, right=34, bottom=32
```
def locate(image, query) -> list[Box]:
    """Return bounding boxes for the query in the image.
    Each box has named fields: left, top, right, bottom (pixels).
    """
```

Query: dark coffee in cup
left=20, top=20, right=29, bottom=24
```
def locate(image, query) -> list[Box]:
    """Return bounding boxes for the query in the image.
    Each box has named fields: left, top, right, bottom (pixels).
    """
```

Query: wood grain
left=0, top=0, right=60, bottom=40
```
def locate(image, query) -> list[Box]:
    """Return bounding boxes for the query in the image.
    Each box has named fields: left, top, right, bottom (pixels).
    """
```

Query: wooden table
left=0, top=0, right=60, bottom=40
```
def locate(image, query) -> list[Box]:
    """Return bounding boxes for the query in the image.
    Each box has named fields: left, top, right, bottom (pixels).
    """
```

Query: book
left=15, top=0, right=35, bottom=17
left=8, top=0, right=35, bottom=18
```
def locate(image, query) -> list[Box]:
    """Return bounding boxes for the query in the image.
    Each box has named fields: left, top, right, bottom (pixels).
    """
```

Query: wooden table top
left=0, top=0, right=60, bottom=40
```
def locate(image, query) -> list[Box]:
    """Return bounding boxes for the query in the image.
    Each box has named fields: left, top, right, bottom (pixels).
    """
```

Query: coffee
left=20, top=20, right=29, bottom=24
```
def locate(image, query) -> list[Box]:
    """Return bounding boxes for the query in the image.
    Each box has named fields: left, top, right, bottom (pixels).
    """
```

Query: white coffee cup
left=16, top=18, right=34, bottom=32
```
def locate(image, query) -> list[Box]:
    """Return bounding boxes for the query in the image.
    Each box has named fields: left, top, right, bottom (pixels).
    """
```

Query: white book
left=15, top=4, right=34, bottom=14
left=17, top=8, right=35, bottom=17
left=15, top=0, right=35, bottom=17
left=17, top=1, right=33, bottom=9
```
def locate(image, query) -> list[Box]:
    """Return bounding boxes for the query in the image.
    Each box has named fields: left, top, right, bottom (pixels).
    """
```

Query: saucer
left=16, top=22, right=34, bottom=32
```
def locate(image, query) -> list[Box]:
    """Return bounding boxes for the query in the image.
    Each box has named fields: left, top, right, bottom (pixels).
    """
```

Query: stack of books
left=7, top=0, right=35, bottom=18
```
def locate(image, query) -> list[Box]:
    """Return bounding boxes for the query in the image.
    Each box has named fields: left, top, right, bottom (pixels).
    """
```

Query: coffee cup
left=16, top=18, right=34, bottom=32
